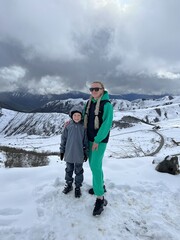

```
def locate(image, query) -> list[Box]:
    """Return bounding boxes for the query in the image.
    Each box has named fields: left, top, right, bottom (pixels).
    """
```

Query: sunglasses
left=89, top=87, right=103, bottom=92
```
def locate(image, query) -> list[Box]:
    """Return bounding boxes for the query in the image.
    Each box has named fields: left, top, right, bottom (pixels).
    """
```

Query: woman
left=84, top=81, right=113, bottom=216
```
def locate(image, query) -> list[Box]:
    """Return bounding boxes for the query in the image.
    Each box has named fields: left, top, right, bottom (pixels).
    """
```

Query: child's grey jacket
left=60, top=107, right=89, bottom=164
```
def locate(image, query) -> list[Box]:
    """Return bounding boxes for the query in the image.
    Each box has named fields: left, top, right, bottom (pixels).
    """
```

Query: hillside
left=0, top=91, right=166, bottom=113
left=0, top=95, right=180, bottom=137
left=0, top=109, right=69, bottom=137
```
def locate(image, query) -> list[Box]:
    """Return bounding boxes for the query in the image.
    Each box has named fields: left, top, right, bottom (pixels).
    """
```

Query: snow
left=0, top=108, right=180, bottom=239
left=0, top=109, right=17, bottom=132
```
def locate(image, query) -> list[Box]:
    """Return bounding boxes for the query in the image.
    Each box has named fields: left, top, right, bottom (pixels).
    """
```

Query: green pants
left=88, top=141, right=107, bottom=196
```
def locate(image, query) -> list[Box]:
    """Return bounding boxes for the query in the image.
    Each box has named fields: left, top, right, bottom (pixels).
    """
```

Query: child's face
left=72, top=112, right=82, bottom=123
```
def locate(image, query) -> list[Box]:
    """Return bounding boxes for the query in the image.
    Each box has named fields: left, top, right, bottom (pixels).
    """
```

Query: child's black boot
left=62, top=184, right=73, bottom=194
left=75, top=187, right=81, bottom=198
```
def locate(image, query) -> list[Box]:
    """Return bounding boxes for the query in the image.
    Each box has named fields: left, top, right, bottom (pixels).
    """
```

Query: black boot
left=88, top=185, right=107, bottom=195
left=75, top=187, right=81, bottom=198
left=93, top=197, right=108, bottom=216
left=62, top=184, right=73, bottom=194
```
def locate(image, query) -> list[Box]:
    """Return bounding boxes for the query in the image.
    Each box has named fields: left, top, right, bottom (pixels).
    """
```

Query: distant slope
left=34, top=95, right=180, bottom=114
left=0, top=109, right=69, bottom=136
left=33, top=99, right=85, bottom=114
left=0, top=91, right=89, bottom=112
left=0, top=95, right=180, bottom=137
left=113, top=96, right=180, bottom=126
left=0, top=91, right=167, bottom=112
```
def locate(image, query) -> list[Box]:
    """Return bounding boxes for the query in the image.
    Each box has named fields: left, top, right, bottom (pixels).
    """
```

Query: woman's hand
left=92, top=142, right=98, bottom=151
left=64, top=120, right=70, bottom=127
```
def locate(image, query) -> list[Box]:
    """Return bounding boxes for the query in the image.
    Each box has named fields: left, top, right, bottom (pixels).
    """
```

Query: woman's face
left=90, top=83, right=104, bottom=100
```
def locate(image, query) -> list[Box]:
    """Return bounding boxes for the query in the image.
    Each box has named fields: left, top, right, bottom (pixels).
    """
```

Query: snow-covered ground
left=0, top=115, right=180, bottom=240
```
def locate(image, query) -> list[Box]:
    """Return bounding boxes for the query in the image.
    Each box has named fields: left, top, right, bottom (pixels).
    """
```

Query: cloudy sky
left=0, top=0, right=180, bottom=95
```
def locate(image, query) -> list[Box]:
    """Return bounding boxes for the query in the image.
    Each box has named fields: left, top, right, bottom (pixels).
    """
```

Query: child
left=60, top=105, right=88, bottom=198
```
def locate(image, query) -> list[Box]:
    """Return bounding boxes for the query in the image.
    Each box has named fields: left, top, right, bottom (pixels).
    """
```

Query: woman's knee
left=91, top=165, right=102, bottom=175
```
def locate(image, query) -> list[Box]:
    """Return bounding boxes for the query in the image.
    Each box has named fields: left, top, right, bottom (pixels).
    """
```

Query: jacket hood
left=92, top=90, right=110, bottom=102
left=101, top=90, right=110, bottom=101
left=69, top=105, right=83, bottom=118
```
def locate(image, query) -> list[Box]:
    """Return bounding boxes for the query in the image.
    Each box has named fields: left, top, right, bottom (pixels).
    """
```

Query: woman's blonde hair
left=91, top=81, right=105, bottom=90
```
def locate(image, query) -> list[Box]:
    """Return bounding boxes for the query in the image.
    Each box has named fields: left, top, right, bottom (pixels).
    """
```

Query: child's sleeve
left=60, top=127, right=68, bottom=153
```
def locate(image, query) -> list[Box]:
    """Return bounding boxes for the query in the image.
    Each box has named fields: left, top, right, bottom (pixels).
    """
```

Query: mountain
left=34, top=99, right=86, bottom=114
left=0, top=109, right=69, bottom=137
left=110, top=93, right=167, bottom=101
left=0, top=91, right=89, bottom=112
left=0, top=91, right=167, bottom=113
left=32, top=95, right=179, bottom=114
left=1, top=95, right=180, bottom=137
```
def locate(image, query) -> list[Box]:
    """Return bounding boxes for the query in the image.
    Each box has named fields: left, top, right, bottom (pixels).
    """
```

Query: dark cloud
left=0, top=39, right=25, bottom=67
left=0, top=0, right=180, bottom=95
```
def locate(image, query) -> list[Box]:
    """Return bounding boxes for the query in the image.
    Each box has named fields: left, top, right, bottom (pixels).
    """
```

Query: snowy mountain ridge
left=0, top=95, right=180, bottom=136
left=36, top=95, right=180, bottom=114
left=0, top=90, right=167, bottom=112
left=0, top=109, right=69, bottom=136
